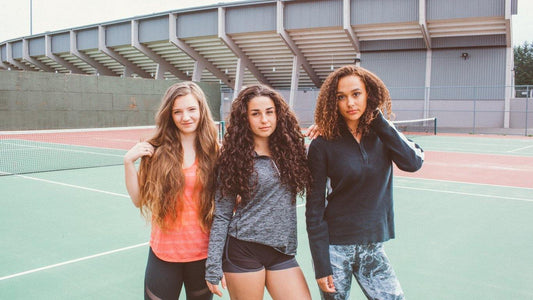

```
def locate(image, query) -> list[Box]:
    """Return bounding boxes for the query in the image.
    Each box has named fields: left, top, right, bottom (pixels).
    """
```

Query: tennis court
left=1, top=129, right=532, bottom=299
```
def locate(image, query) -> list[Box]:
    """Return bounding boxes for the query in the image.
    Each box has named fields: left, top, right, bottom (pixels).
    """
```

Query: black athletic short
left=222, top=236, right=299, bottom=273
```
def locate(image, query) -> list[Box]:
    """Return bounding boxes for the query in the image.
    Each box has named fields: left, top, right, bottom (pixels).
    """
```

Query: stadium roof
left=0, top=0, right=518, bottom=90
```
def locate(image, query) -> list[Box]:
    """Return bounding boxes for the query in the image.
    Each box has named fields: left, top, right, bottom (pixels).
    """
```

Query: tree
left=514, top=41, right=533, bottom=86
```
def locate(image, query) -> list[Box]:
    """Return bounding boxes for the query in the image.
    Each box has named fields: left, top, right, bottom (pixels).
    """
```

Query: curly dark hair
left=216, top=84, right=311, bottom=205
left=315, top=65, right=393, bottom=140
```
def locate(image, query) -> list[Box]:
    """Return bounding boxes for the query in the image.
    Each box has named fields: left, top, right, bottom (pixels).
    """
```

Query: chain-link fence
left=222, top=85, right=533, bottom=136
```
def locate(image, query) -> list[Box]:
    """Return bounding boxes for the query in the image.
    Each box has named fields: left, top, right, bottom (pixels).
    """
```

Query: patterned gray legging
left=321, top=243, right=405, bottom=300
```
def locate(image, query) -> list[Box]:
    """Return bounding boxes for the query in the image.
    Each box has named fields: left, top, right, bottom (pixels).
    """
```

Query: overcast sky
left=0, top=0, right=531, bottom=46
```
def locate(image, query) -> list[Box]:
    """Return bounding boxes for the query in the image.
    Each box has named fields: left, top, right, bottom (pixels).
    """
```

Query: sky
left=0, top=0, right=531, bottom=46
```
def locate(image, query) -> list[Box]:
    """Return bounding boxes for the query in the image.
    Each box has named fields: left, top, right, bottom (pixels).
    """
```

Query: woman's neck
left=180, top=133, right=197, bottom=168
left=345, top=120, right=362, bottom=142
left=253, top=137, right=270, bottom=156
left=345, top=119, right=359, bottom=133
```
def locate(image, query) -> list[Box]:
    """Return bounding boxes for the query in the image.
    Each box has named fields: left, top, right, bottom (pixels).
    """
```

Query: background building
left=1, top=0, right=528, bottom=133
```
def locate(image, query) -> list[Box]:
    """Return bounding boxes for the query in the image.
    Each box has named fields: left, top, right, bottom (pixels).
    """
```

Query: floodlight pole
left=30, top=0, right=33, bottom=35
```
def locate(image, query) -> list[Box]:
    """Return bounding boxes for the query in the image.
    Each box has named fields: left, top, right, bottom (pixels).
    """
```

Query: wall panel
left=106, top=22, right=131, bottom=47
left=227, top=4, right=276, bottom=34
left=352, top=0, right=418, bottom=24
left=28, top=37, right=45, bottom=56
left=139, top=16, right=169, bottom=43
left=285, top=0, right=342, bottom=29
left=428, top=0, right=503, bottom=20
left=77, top=28, right=98, bottom=50
left=177, top=10, right=218, bottom=38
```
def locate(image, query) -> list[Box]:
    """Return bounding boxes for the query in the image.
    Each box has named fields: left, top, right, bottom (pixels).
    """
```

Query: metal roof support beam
left=218, top=7, right=269, bottom=85
left=23, top=39, right=54, bottom=72
left=276, top=1, right=321, bottom=88
left=98, top=26, right=150, bottom=78
left=0, top=59, right=8, bottom=70
left=289, top=55, right=301, bottom=107
left=192, top=60, right=205, bottom=82
left=0, top=47, right=8, bottom=69
left=6, top=42, right=33, bottom=71
left=169, top=13, right=233, bottom=87
left=131, top=20, right=188, bottom=80
left=503, top=1, right=512, bottom=128
left=45, top=35, right=84, bottom=74
left=232, top=58, right=245, bottom=100
left=154, top=64, right=165, bottom=80
left=423, top=49, right=432, bottom=119
left=343, top=0, right=361, bottom=53
left=70, top=30, right=114, bottom=76
left=504, top=46, right=513, bottom=128
left=504, top=0, right=512, bottom=47
left=419, top=0, right=432, bottom=49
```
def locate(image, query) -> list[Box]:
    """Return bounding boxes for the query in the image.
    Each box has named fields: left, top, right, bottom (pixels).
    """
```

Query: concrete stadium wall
left=0, top=71, right=221, bottom=130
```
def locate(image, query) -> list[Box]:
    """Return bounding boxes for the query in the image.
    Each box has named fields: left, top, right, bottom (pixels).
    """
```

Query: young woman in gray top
left=205, top=84, right=312, bottom=299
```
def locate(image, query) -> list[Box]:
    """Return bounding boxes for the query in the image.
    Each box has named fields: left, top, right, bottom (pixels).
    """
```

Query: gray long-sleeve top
left=205, top=153, right=297, bottom=285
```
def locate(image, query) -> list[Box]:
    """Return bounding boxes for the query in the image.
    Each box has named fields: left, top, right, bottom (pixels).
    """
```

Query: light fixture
left=225, top=68, right=228, bottom=74
left=186, top=71, right=189, bottom=76
left=272, top=66, right=276, bottom=72
left=461, top=52, right=469, bottom=60
left=354, top=57, right=361, bottom=64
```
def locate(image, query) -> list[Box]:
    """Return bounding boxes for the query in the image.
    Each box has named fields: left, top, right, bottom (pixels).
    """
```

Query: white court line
left=507, top=144, right=533, bottom=153
left=0, top=242, right=149, bottom=281
left=396, top=185, right=532, bottom=202
left=396, top=175, right=533, bottom=190
left=14, top=174, right=130, bottom=198
left=1, top=141, right=124, bottom=157
left=1, top=201, right=302, bottom=281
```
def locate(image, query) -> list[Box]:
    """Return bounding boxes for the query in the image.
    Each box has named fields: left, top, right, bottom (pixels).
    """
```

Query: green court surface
left=1, top=134, right=532, bottom=299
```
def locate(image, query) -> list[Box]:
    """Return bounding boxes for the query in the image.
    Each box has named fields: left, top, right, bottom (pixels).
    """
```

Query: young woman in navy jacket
left=306, top=65, right=424, bottom=300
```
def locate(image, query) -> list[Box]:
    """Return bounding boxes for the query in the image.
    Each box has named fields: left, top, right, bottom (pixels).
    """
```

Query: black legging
left=144, top=248, right=212, bottom=300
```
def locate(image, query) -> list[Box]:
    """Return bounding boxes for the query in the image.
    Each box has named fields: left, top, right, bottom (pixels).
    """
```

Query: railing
left=222, top=85, right=533, bottom=136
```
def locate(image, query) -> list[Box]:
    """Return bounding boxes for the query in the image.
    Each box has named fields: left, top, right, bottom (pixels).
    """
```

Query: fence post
left=472, top=87, right=477, bottom=134
left=526, top=86, right=530, bottom=136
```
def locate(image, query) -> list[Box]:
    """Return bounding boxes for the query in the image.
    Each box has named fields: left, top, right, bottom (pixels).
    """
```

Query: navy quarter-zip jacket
left=305, top=111, right=424, bottom=279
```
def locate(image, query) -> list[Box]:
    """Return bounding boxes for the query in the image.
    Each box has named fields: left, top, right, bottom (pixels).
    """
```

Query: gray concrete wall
left=0, top=71, right=221, bottom=130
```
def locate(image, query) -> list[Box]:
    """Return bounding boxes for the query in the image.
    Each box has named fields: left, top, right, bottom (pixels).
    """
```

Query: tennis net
left=392, top=117, right=437, bottom=136
left=0, top=122, right=225, bottom=176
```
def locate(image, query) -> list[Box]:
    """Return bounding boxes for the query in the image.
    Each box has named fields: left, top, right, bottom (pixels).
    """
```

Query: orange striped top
left=150, top=161, right=209, bottom=262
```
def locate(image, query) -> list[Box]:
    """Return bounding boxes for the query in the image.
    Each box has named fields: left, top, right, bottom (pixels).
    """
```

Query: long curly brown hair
left=138, top=82, right=219, bottom=232
left=216, top=84, right=311, bottom=205
left=315, top=65, right=393, bottom=140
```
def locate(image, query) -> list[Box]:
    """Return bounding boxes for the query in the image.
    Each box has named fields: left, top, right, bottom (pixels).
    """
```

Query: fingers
left=206, top=281, right=223, bottom=297
left=221, top=275, right=227, bottom=289
left=124, top=142, right=155, bottom=164
left=305, top=124, right=321, bottom=140
left=317, top=275, right=336, bottom=293
left=138, top=141, right=154, bottom=156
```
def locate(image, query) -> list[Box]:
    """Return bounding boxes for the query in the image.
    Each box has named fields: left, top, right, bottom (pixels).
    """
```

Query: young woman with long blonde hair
left=124, top=81, right=218, bottom=300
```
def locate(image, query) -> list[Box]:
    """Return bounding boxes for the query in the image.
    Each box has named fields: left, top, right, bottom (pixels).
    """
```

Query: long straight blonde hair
left=138, top=82, right=219, bottom=231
